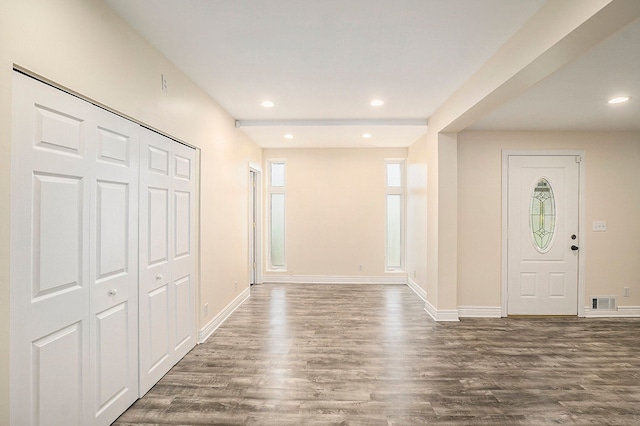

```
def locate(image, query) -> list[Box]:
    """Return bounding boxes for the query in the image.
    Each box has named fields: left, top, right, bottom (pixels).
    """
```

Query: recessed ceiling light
left=362, top=133, right=372, bottom=139
left=608, top=96, right=630, bottom=104
left=370, top=99, right=385, bottom=107
left=260, top=100, right=275, bottom=108
left=284, top=134, right=294, bottom=139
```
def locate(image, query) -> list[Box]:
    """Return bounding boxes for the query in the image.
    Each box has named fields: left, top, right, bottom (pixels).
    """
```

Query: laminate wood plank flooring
left=114, top=284, right=640, bottom=425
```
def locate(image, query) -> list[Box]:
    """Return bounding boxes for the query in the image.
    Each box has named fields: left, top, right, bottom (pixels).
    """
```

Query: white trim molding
left=407, top=277, right=426, bottom=302
left=424, top=300, right=459, bottom=322
left=457, top=306, right=502, bottom=318
left=263, top=274, right=407, bottom=285
left=199, top=287, right=250, bottom=343
left=584, top=306, right=640, bottom=318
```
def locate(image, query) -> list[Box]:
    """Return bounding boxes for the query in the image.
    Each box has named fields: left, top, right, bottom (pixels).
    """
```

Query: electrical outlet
left=234, top=281, right=238, bottom=291
left=592, top=221, right=607, bottom=231
left=359, top=265, right=363, bottom=271
left=624, top=287, right=630, bottom=297
left=161, top=73, right=168, bottom=93
left=203, top=303, right=209, bottom=317
left=413, top=269, right=417, bottom=278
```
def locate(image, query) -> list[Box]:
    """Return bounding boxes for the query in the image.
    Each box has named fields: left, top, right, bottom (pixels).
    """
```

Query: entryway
left=503, top=152, right=584, bottom=316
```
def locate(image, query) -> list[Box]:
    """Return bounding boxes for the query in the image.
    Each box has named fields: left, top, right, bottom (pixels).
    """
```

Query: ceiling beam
left=235, top=119, right=427, bottom=128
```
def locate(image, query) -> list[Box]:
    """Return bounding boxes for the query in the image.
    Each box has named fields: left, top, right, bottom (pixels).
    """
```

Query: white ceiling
left=470, top=17, right=640, bottom=132
left=104, top=0, right=638, bottom=147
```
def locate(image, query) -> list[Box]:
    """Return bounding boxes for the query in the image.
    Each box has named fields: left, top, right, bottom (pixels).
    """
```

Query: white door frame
left=249, top=163, right=263, bottom=285
left=502, top=150, right=586, bottom=317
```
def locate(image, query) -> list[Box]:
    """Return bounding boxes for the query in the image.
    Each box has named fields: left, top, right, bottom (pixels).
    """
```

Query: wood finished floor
left=114, top=284, right=640, bottom=425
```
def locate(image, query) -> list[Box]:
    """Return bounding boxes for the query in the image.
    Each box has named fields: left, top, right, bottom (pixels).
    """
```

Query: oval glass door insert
left=530, top=178, right=556, bottom=252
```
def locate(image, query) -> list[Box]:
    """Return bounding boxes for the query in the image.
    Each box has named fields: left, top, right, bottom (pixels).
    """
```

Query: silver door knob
left=156, top=274, right=162, bottom=280
left=108, top=289, right=117, bottom=296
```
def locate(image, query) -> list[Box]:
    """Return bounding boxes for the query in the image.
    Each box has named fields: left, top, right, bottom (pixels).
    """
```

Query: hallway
left=115, top=284, right=640, bottom=425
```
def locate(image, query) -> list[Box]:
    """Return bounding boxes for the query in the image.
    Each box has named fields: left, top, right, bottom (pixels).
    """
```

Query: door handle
left=571, top=245, right=579, bottom=251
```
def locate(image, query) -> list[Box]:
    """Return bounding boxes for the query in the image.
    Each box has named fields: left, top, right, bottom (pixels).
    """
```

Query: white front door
left=11, top=72, right=139, bottom=426
left=507, top=155, right=580, bottom=315
left=138, top=129, right=197, bottom=395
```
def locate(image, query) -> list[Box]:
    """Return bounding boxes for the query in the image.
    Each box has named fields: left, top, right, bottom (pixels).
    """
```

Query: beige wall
left=406, top=135, right=428, bottom=292
left=0, top=0, right=261, bottom=421
left=458, top=131, right=640, bottom=309
left=263, top=148, right=407, bottom=279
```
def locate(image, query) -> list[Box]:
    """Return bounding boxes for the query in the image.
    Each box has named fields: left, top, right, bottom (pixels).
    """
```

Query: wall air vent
left=591, top=296, right=617, bottom=310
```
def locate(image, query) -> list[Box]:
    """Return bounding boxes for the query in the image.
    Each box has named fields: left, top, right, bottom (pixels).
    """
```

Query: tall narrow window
left=386, top=160, right=405, bottom=270
left=268, top=161, right=286, bottom=269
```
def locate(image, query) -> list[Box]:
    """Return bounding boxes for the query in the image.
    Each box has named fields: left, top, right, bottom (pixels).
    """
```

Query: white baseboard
left=584, top=305, right=640, bottom=318
left=408, top=280, right=500, bottom=320
left=457, top=306, right=502, bottom=318
left=407, top=277, right=426, bottom=302
left=199, top=287, right=250, bottom=343
left=424, top=299, right=459, bottom=322
left=262, top=274, right=407, bottom=285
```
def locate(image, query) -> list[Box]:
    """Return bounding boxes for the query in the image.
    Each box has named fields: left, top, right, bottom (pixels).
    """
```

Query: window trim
left=385, top=159, right=406, bottom=271
left=267, top=159, right=287, bottom=271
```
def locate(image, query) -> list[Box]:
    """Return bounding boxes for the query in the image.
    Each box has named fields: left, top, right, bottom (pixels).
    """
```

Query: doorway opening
left=249, top=166, right=262, bottom=285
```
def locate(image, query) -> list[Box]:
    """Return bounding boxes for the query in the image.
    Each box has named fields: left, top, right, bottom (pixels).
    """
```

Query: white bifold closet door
left=138, top=129, right=197, bottom=396
left=11, top=72, right=198, bottom=426
left=10, top=72, right=140, bottom=426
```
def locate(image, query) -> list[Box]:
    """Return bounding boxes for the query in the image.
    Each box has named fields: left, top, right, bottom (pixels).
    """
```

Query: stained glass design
left=530, top=178, right=556, bottom=252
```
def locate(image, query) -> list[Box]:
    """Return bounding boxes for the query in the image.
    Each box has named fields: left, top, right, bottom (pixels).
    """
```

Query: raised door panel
left=95, top=181, right=129, bottom=280
left=32, top=173, right=84, bottom=298
left=147, top=285, right=171, bottom=370
left=32, top=323, right=83, bottom=426
left=174, top=191, right=191, bottom=258
left=148, top=187, right=170, bottom=265
left=97, top=126, right=130, bottom=166
left=94, top=303, right=130, bottom=412
left=34, top=104, right=84, bottom=156
left=174, top=274, right=193, bottom=352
